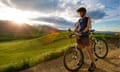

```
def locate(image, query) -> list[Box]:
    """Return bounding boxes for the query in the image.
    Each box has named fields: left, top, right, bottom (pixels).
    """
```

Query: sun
left=0, top=11, right=29, bottom=25
left=12, top=18, right=28, bottom=24
left=9, top=12, right=29, bottom=24
left=0, top=8, right=34, bottom=25
left=0, top=7, right=41, bottom=25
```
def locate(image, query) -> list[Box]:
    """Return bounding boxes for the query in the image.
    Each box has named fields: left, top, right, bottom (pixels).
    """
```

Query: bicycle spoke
left=94, top=39, right=108, bottom=58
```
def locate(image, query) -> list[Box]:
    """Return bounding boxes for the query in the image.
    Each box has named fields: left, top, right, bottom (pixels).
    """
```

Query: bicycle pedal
left=88, top=63, right=96, bottom=72
left=77, top=61, right=84, bottom=66
left=88, top=67, right=96, bottom=72
left=95, top=58, right=98, bottom=61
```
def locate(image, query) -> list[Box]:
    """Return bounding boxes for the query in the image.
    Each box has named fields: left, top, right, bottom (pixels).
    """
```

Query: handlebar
left=68, top=32, right=81, bottom=38
left=67, top=28, right=96, bottom=38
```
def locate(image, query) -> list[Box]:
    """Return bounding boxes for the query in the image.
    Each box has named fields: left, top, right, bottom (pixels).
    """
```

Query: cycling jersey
left=76, top=17, right=89, bottom=37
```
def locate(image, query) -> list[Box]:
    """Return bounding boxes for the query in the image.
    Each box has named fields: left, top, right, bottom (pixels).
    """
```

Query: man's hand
left=68, top=33, right=74, bottom=38
left=68, top=32, right=83, bottom=38
left=79, top=32, right=83, bottom=36
left=75, top=32, right=82, bottom=36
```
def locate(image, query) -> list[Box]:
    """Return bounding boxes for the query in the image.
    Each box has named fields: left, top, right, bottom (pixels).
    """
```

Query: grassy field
left=0, top=32, right=73, bottom=72
left=0, top=31, right=119, bottom=72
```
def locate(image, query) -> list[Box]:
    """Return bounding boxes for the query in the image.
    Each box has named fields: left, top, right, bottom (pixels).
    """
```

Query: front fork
left=92, top=37, right=98, bottom=45
left=72, top=44, right=78, bottom=60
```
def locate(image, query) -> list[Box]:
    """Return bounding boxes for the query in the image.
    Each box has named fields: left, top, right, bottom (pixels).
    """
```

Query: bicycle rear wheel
left=93, top=39, right=108, bottom=59
left=63, top=46, right=84, bottom=71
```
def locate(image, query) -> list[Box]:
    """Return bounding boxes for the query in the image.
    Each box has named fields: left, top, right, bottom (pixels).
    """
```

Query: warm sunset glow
left=9, top=14, right=29, bottom=24
left=0, top=7, right=53, bottom=26
left=0, top=5, right=41, bottom=25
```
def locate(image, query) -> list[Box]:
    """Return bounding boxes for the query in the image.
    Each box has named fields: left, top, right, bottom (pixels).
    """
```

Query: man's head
left=77, top=7, right=87, bottom=17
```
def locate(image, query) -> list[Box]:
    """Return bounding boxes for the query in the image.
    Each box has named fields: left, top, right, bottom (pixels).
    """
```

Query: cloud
left=33, top=16, right=73, bottom=25
left=57, top=0, right=107, bottom=20
left=100, top=0, right=120, bottom=9
left=87, top=10, right=107, bottom=19
left=31, top=16, right=74, bottom=29
left=9, top=0, right=107, bottom=18
left=11, top=0, right=60, bottom=13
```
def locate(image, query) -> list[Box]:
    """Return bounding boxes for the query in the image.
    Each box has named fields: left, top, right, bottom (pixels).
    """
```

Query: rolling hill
left=0, top=31, right=70, bottom=72
left=0, top=20, right=58, bottom=41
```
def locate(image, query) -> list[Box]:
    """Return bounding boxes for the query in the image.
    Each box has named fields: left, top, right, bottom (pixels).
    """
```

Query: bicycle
left=63, top=29, right=108, bottom=71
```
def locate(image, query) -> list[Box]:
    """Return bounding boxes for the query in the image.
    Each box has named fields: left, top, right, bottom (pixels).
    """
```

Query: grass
left=92, top=33, right=118, bottom=40
left=0, top=31, right=116, bottom=72
left=0, top=32, right=72, bottom=72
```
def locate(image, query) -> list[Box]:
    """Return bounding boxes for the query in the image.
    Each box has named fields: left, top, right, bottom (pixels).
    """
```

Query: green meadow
left=0, top=32, right=73, bottom=72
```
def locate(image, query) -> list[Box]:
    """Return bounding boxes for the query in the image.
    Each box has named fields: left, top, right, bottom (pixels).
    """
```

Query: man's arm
left=72, top=22, right=79, bottom=33
left=82, top=17, right=91, bottom=33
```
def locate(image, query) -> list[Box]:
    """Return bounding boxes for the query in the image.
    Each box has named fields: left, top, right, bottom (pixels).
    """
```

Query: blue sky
left=0, top=0, right=120, bottom=32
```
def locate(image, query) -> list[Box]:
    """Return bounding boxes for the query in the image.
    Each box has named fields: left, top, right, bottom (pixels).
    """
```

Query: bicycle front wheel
left=63, top=46, right=84, bottom=71
left=93, top=39, right=108, bottom=59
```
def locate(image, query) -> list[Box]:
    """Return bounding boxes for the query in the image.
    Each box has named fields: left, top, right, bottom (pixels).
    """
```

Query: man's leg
left=76, top=38, right=84, bottom=49
left=85, top=42, right=95, bottom=63
left=85, top=39, right=96, bottom=71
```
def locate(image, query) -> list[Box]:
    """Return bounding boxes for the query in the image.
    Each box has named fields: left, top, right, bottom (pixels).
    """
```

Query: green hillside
left=0, top=20, right=58, bottom=42
left=0, top=32, right=72, bottom=72
left=0, top=20, right=41, bottom=41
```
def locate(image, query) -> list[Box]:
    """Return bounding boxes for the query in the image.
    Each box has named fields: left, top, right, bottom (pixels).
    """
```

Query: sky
left=0, top=0, right=120, bottom=32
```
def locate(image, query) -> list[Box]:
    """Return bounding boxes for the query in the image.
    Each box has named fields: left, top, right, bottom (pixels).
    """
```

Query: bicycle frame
left=68, top=29, right=97, bottom=47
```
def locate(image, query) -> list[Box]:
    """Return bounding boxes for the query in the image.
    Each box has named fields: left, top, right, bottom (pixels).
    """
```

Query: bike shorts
left=76, top=36, right=90, bottom=47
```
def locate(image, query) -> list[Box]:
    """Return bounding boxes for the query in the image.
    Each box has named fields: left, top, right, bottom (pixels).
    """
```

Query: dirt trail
left=21, top=42, right=120, bottom=72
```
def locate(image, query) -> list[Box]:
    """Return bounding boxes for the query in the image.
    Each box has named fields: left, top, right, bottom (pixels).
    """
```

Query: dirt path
left=21, top=43, right=120, bottom=72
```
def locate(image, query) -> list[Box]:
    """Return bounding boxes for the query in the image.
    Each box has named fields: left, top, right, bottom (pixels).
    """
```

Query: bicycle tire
left=63, top=46, right=84, bottom=71
left=93, top=39, right=108, bottom=59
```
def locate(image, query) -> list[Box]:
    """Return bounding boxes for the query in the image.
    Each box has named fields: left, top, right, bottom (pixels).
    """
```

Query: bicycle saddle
left=89, top=29, right=95, bottom=33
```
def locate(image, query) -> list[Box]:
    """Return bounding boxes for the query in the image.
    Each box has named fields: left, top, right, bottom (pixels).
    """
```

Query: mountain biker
left=70, top=7, right=96, bottom=71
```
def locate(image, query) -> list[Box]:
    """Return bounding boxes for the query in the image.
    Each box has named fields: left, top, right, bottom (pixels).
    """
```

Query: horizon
left=0, top=19, right=120, bottom=32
